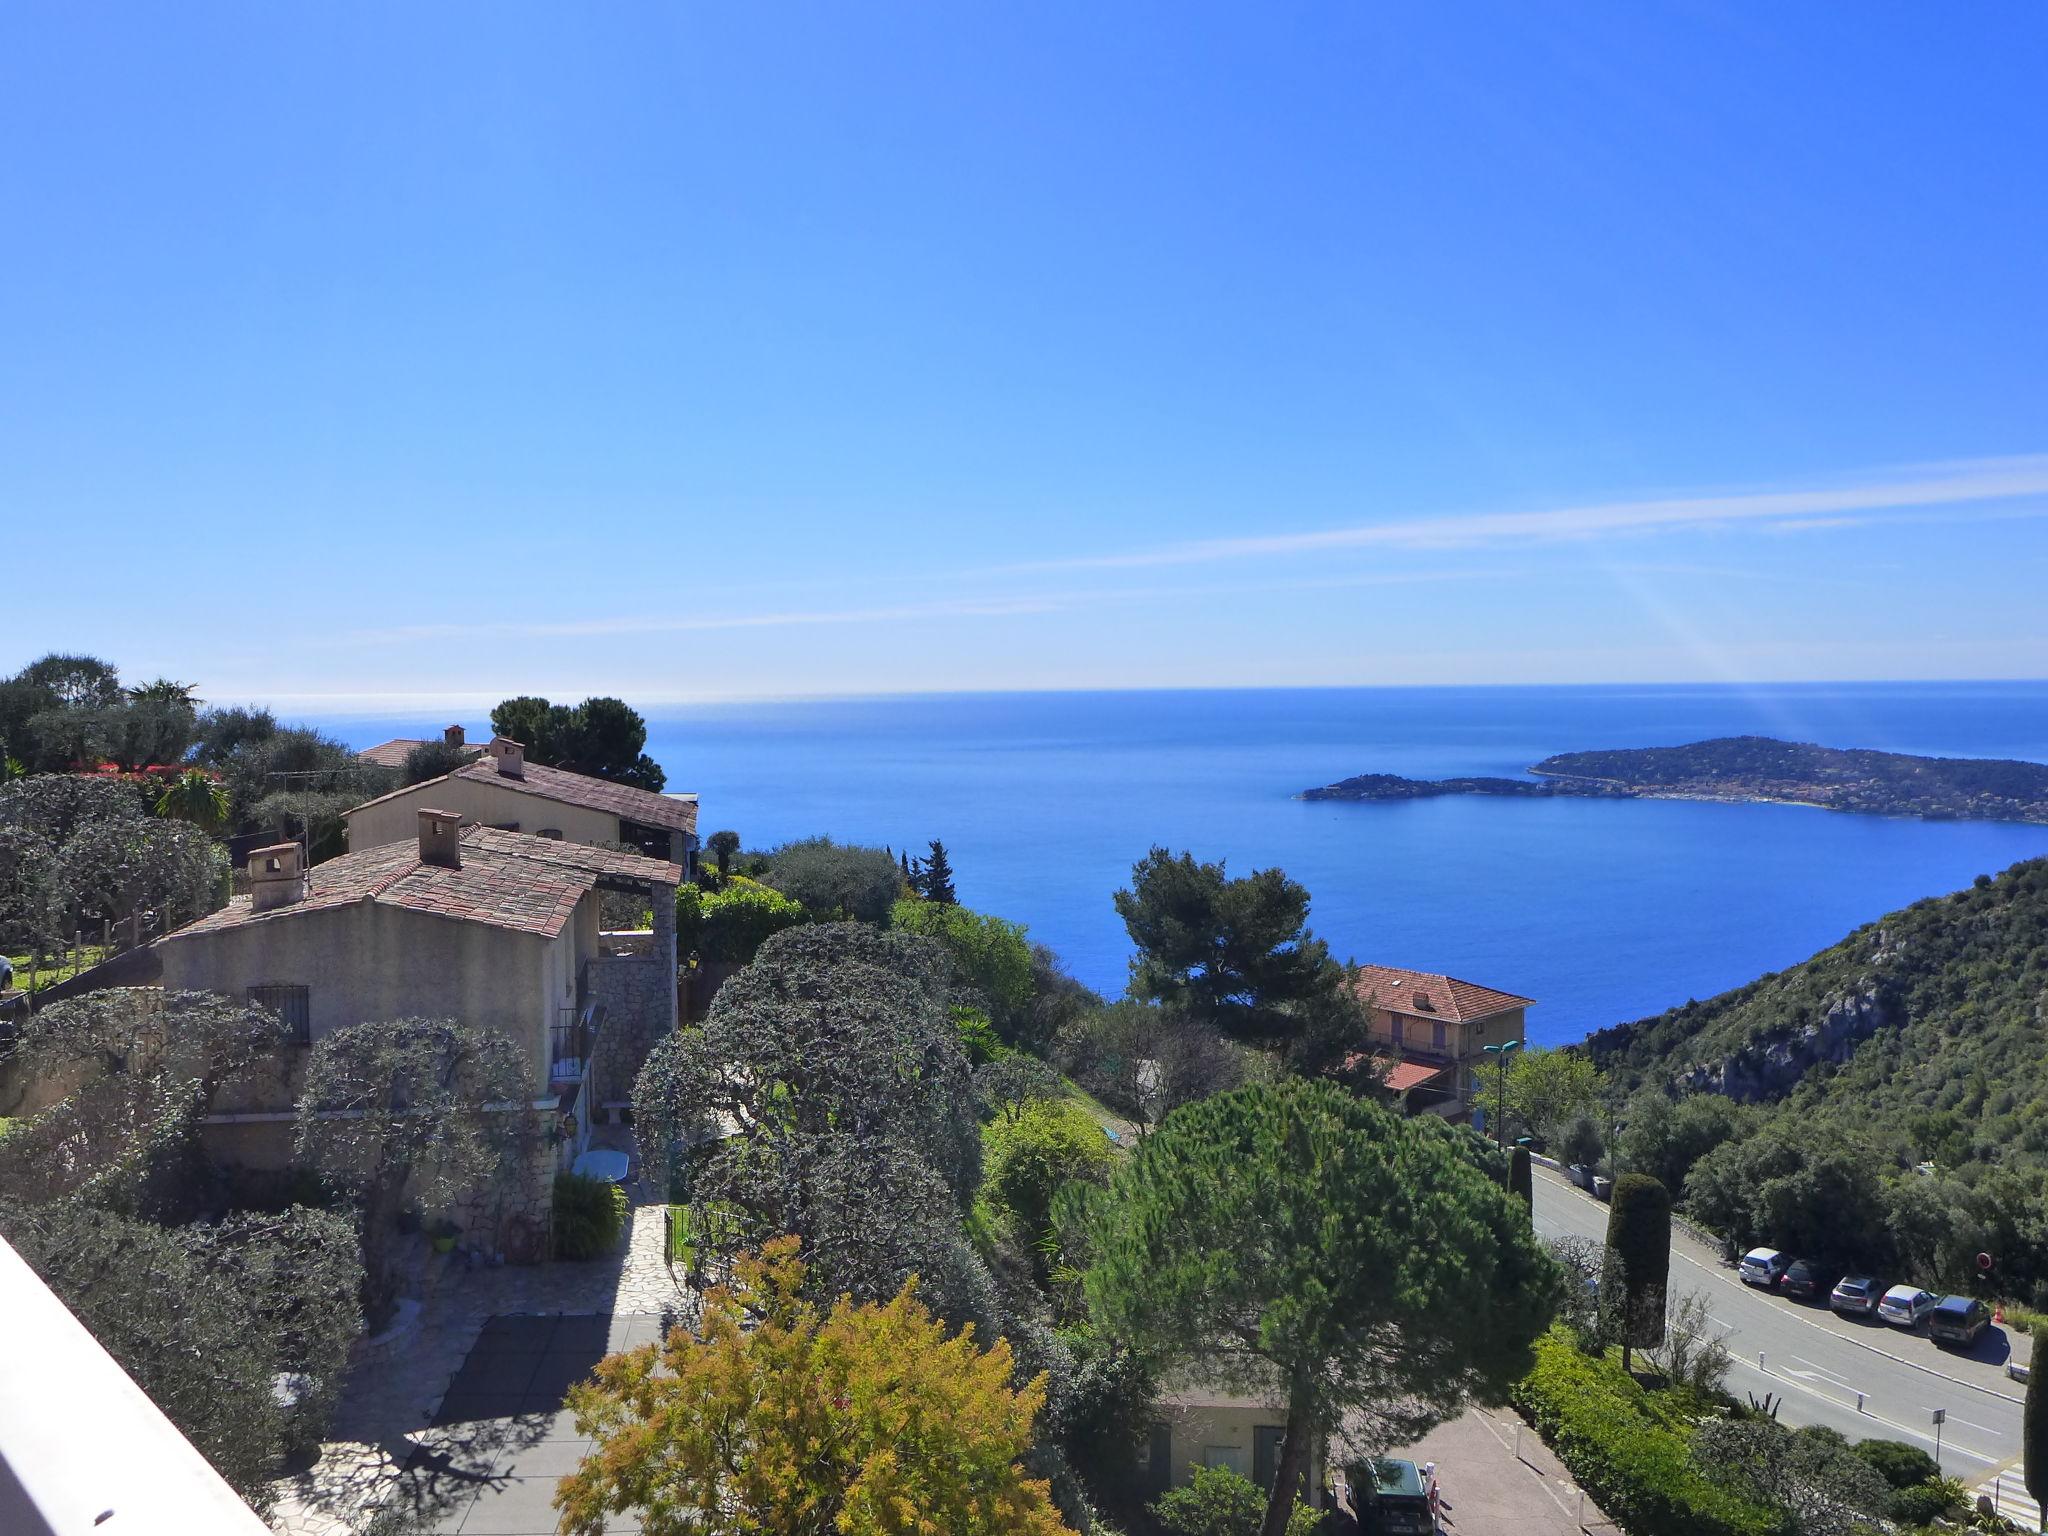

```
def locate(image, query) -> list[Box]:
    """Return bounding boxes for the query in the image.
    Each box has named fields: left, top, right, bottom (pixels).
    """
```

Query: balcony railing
left=549, top=1002, right=607, bottom=1086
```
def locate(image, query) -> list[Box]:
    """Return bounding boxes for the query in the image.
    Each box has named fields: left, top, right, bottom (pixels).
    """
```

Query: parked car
left=1929, top=1295, right=1992, bottom=1348
left=1878, top=1285, right=1938, bottom=1329
left=1352, top=1458, right=1437, bottom=1535
left=1780, top=1258, right=1836, bottom=1301
left=1739, top=1247, right=1792, bottom=1288
left=1829, top=1275, right=1883, bottom=1318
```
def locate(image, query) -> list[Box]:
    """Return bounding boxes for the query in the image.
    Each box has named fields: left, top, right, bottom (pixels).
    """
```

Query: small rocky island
left=1301, top=735, right=2048, bottom=825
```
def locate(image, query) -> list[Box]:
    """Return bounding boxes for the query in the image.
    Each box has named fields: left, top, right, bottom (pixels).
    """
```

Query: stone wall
left=585, top=893, right=678, bottom=1115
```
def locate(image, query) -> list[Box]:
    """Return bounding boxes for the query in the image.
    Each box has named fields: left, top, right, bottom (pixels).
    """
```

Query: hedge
left=1511, top=1328, right=1788, bottom=1536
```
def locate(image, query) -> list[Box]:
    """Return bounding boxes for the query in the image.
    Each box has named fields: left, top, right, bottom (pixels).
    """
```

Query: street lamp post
left=1483, top=1039, right=1522, bottom=1147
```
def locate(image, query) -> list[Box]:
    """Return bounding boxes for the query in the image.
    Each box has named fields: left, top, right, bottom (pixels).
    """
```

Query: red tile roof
left=1382, top=1059, right=1453, bottom=1093
left=344, top=757, right=698, bottom=835
left=357, top=738, right=430, bottom=769
left=1352, top=964, right=1533, bottom=1023
left=166, top=824, right=677, bottom=943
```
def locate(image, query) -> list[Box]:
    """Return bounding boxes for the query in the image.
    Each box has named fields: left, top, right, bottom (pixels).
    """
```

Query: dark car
left=1350, top=1458, right=1436, bottom=1535
left=1780, top=1258, right=1836, bottom=1301
left=1929, top=1295, right=1991, bottom=1348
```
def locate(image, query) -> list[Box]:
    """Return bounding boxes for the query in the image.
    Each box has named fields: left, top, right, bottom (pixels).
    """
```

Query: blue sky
left=3, top=3, right=2045, bottom=706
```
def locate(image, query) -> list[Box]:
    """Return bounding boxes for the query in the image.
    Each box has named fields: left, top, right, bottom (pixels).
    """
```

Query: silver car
left=1830, top=1275, right=1882, bottom=1317
left=1878, top=1284, right=1937, bottom=1329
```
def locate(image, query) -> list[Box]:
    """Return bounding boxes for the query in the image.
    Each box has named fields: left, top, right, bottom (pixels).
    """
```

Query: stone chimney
left=418, top=809, right=464, bottom=868
left=248, top=842, right=307, bottom=913
left=444, top=724, right=466, bottom=747
left=488, top=735, right=525, bottom=778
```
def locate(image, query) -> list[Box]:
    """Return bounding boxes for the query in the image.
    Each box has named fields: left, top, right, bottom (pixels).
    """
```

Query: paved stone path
left=270, top=1190, right=686, bottom=1536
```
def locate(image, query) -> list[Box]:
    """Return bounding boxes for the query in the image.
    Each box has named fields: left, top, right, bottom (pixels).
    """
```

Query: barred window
left=249, top=984, right=311, bottom=1045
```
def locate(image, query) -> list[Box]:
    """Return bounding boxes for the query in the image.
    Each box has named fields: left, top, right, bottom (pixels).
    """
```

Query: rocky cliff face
left=1674, top=988, right=1893, bottom=1102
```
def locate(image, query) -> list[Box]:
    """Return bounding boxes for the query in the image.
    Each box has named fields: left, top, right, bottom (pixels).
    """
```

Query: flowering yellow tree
left=555, top=1237, right=1075, bottom=1536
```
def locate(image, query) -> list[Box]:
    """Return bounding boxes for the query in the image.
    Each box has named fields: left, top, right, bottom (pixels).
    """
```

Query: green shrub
left=954, top=1006, right=1001, bottom=1066
left=1150, top=1463, right=1319, bottom=1536
left=1850, top=1437, right=1939, bottom=1490
left=1511, top=1327, right=1785, bottom=1536
left=981, top=1096, right=1114, bottom=1254
left=553, top=1173, right=628, bottom=1260
left=891, top=897, right=1034, bottom=1038
left=698, top=877, right=807, bottom=965
left=1887, top=1477, right=1964, bottom=1525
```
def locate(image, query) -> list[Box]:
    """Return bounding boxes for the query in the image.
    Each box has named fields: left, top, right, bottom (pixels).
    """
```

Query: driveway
left=1385, top=1406, right=1614, bottom=1536
left=1533, top=1166, right=2027, bottom=1473
left=389, top=1312, right=664, bottom=1534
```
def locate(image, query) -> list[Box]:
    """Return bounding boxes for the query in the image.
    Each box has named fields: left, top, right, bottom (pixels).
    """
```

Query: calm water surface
left=321, top=684, right=2048, bottom=1046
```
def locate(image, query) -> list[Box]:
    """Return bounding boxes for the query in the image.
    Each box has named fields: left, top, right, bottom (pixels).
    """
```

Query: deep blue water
left=319, top=684, right=2048, bottom=1047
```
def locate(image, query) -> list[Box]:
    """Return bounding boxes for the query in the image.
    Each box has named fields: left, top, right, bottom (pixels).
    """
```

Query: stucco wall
left=159, top=900, right=558, bottom=1093
left=345, top=776, right=620, bottom=853
left=1145, top=1399, right=1325, bottom=1506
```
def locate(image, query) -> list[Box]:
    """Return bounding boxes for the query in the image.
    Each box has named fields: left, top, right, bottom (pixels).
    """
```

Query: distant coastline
left=1300, top=734, right=2048, bottom=826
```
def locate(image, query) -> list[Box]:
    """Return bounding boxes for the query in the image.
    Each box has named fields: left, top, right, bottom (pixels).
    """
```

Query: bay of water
left=320, top=684, right=2048, bottom=1047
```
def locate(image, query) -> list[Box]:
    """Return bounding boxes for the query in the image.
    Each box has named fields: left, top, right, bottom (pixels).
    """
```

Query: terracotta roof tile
left=343, top=758, right=697, bottom=836
left=166, top=825, right=676, bottom=944
left=1351, top=964, right=1533, bottom=1023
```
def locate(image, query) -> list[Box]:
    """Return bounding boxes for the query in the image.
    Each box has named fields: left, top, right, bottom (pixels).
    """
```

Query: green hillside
left=1586, top=856, right=2048, bottom=1298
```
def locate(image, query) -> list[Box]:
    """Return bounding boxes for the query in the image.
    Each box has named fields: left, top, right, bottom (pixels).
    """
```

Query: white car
left=1739, top=1247, right=1791, bottom=1288
left=1878, top=1285, right=1938, bottom=1329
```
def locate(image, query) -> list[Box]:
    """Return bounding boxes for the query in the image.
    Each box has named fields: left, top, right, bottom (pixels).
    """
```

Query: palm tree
left=706, top=829, right=741, bottom=879
left=155, top=768, right=231, bottom=831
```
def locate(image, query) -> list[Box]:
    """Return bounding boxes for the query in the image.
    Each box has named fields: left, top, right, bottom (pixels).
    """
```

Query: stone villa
left=343, top=734, right=699, bottom=871
left=157, top=812, right=680, bottom=1252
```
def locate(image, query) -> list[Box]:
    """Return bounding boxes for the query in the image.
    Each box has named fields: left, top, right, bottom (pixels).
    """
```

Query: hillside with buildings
left=1304, top=735, right=2048, bottom=824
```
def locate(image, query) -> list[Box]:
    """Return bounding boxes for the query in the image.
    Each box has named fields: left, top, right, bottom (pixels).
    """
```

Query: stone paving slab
left=270, top=1194, right=685, bottom=1536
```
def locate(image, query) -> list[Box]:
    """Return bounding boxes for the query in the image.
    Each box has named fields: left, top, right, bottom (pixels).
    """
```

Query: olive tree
left=296, top=1017, right=538, bottom=1324
left=0, top=989, right=290, bottom=1213
left=1068, top=1079, right=1561, bottom=1536
left=635, top=922, right=987, bottom=1320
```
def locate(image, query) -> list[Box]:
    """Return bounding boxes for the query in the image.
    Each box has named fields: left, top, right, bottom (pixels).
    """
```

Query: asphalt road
left=1531, top=1166, right=2028, bottom=1474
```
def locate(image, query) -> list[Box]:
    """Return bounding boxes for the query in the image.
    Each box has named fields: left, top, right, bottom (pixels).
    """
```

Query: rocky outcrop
left=1675, top=989, right=1893, bottom=1102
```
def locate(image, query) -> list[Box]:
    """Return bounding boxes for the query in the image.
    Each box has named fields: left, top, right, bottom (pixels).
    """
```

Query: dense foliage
left=296, top=1017, right=538, bottom=1321
left=0, top=989, right=291, bottom=1211
left=0, top=1199, right=361, bottom=1509
left=2028, top=1321, right=2048, bottom=1522
left=554, top=1172, right=629, bottom=1260
left=1069, top=1079, right=1560, bottom=1536
left=677, top=876, right=808, bottom=965
left=1604, top=1174, right=1671, bottom=1364
left=1150, top=1464, right=1319, bottom=1536
left=893, top=896, right=1035, bottom=1040
left=761, top=836, right=905, bottom=922
left=1510, top=1328, right=1784, bottom=1536
left=980, top=1097, right=1114, bottom=1265
left=555, top=1238, right=1075, bottom=1536
left=0, top=771, right=228, bottom=956
left=490, top=694, right=666, bottom=790
left=1114, top=847, right=1364, bottom=1067
left=635, top=923, right=990, bottom=1321
left=1505, top=1047, right=1603, bottom=1147
left=1589, top=856, right=2048, bottom=1296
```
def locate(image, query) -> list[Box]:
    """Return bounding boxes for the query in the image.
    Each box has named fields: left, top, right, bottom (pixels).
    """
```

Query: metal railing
left=549, top=1002, right=606, bottom=1084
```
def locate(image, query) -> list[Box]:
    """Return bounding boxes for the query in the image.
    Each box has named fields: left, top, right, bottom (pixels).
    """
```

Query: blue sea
left=319, top=684, right=2048, bottom=1047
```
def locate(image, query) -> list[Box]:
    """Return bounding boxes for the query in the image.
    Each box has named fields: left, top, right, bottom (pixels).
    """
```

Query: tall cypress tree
left=920, top=840, right=958, bottom=905
left=1508, top=1145, right=1533, bottom=1213
left=1604, top=1173, right=1671, bottom=1373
